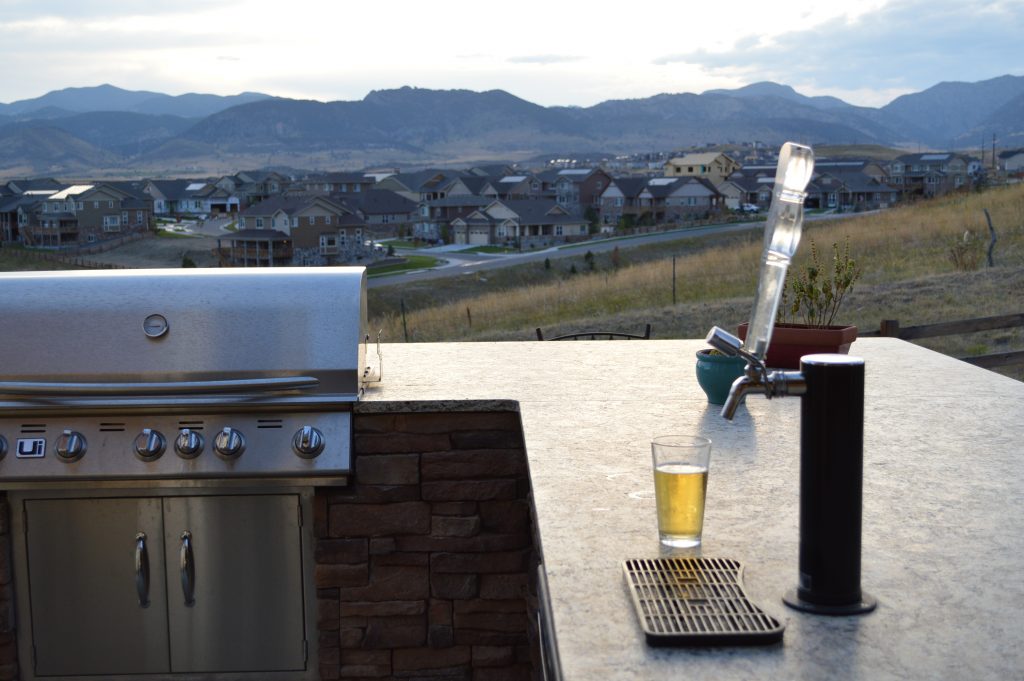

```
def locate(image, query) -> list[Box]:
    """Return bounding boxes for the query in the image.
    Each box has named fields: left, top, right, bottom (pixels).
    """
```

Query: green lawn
left=384, top=239, right=430, bottom=250
left=156, top=228, right=197, bottom=238
left=460, top=245, right=517, bottom=254
left=367, top=255, right=441, bottom=277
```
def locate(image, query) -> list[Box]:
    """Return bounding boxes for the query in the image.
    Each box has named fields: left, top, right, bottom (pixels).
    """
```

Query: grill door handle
left=135, top=532, right=150, bottom=608
left=180, top=531, right=196, bottom=607
left=0, top=376, right=320, bottom=396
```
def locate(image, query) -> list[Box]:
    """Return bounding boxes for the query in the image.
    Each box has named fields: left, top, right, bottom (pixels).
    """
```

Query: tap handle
left=706, top=327, right=765, bottom=374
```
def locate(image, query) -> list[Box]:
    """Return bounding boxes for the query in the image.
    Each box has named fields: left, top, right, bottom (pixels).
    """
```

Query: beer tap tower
left=707, top=142, right=876, bottom=616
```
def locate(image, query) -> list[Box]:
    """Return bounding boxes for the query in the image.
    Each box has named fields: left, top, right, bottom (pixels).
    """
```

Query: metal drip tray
left=623, top=557, right=784, bottom=646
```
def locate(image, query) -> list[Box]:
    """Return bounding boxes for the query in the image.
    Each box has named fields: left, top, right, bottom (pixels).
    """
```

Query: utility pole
left=992, top=134, right=997, bottom=171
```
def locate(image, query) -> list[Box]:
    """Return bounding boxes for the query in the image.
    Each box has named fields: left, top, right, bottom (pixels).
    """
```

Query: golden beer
left=654, top=463, right=708, bottom=546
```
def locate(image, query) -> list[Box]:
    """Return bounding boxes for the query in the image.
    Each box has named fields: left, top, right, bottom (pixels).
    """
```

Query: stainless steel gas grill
left=0, top=267, right=376, bottom=681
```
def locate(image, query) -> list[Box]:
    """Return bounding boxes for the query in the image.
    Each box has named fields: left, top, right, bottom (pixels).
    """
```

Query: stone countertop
left=358, top=338, right=1024, bottom=681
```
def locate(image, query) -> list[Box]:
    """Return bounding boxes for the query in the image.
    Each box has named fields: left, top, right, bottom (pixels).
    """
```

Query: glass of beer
left=651, top=435, right=711, bottom=548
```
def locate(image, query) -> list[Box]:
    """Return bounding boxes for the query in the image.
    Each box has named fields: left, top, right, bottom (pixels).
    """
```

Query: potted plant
left=738, top=238, right=861, bottom=369
left=695, top=348, right=747, bottom=405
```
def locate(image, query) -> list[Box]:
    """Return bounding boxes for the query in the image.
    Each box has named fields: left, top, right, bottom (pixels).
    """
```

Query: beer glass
left=651, top=435, right=711, bottom=548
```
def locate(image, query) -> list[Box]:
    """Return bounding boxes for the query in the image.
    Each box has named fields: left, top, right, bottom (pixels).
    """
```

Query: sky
left=2, top=0, right=1023, bottom=109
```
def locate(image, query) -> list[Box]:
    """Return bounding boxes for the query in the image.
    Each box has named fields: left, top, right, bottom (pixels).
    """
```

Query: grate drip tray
left=623, top=557, right=784, bottom=646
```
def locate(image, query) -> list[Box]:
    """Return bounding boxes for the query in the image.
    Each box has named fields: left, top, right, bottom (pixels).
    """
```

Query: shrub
left=780, top=238, right=861, bottom=327
left=949, top=230, right=983, bottom=271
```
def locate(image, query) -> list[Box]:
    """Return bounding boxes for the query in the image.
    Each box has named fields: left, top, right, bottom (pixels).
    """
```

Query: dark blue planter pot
left=695, top=349, right=747, bottom=405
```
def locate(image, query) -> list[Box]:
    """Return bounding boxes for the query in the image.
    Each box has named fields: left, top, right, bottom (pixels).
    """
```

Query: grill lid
left=0, top=267, right=371, bottom=410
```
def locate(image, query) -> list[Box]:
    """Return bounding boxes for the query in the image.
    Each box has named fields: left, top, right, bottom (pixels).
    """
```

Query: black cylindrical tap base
left=782, top=354, right=876, bottom=616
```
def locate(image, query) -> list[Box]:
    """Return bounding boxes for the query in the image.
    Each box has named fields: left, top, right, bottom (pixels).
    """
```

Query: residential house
left=661, top=177, right=724, bottom=220
left=337, top=189, right=418, bottom=238
left=375, top=170, right=475, bottom=203
left=598, top=177, right=648, bottom=229
left=1, top=193, right=53, bottom=243
left=220, top=171, right=290, bottom=207
left=303, top=172, right=377, bottom=195
left=536, top=168, right=612, bottom=216
left=3, top=178, right=64, bottom=195
left=450, top=200, right=589, bottom=248
left=814, top=172, right=900, bottom=210
left=417, top=195, right=491, bottom=241
left=663, top=153, right=741, bottom=185
left=481, top=175, right=540, bottom=201
left=888, top=153, right=976, bottom=197
left=998, top=149, right=1024, bottom=174
left=719, top=172, right=774, bottom=210
left=230, top=195, right=370, bottom=266
left=21, top=184, right=152, bottom=247
left=375, top=170, right=480, bottom=240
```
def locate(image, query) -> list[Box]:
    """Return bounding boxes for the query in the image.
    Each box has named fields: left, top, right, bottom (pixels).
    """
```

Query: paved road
left=367, top=212, right=858, bottom=289
left=368, top=220, right=765, bottom=288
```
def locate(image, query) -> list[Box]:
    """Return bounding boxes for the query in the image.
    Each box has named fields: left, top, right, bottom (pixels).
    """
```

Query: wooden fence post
left=880, top=319, right=901, bottom=337
left=983, top=208, right=997, bottom=267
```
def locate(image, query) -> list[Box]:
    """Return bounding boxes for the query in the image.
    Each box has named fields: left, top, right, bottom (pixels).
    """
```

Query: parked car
left=740, top=203, right=760, bottom=214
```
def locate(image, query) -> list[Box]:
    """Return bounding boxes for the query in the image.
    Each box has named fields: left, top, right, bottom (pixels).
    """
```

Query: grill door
left=163, top=494, right=306, bottom=673
left=24, top=498, right=170, bottom=676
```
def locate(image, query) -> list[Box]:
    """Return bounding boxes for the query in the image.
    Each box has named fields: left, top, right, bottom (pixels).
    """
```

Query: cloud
left=653, top=0, right=1024, bottom=99
left=507, top=55, right=584, bottom=65
left=0, top=0, right=241, bottom=21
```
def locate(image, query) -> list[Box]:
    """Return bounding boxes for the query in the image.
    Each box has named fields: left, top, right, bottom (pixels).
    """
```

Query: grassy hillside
left=369, top=184, right=1024, bottom=378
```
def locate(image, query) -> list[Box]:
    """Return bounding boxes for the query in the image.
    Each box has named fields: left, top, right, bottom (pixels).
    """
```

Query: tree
left=584, top=250, right=596, bottom=271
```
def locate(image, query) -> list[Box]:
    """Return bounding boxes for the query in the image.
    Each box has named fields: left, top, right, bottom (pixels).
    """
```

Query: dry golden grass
left=372, top=184, right=1024, bottom=351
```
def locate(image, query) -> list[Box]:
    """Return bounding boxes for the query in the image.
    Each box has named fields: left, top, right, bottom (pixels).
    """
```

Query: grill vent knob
left=214, top=427, right=245, bottom=460
left=175, top=429, right=204, bottom=459
left=134, top=429, right=166, bottom=461
left=56, top=429, right=87, bottom=462
left=293, top=426, right=325, bottom=459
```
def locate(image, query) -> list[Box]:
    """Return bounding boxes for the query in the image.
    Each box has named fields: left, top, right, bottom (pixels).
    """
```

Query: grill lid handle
left=0, top=376, right=320, bottom=396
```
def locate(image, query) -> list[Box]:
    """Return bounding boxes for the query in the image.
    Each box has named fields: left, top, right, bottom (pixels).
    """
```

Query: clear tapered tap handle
left=743, top=143, right=814, bottom=361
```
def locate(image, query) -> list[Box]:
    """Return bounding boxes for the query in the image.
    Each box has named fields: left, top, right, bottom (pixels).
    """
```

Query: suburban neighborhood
left=0, top=146, right=1016, bottom=267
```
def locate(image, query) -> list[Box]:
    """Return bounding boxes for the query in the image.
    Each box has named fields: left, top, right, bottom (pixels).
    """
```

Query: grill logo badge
left=143, top=314, right=169, bottom=339
left=16, top=438, right=46, bottom=458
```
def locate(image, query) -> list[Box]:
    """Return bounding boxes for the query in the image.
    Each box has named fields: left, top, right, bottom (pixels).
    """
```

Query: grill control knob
left=56, top=429, right=87, bottom=462
left=292, top=426, right=325, bottom=459
left=214, top=427, right=245, bottom=460
left=134, top=429, right=166, bottom=461
left=175, top=429, right=204, bottom=459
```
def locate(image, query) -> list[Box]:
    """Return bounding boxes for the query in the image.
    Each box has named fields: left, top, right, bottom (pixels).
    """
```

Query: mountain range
left=1, top=76, right=1022, bottom=177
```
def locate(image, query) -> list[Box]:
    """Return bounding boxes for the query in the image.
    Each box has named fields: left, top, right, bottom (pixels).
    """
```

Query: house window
left=292, top=217, right=298, bottom=227
left=103, top=215, right=121, bottom=232
left=325, top=215, right=331, bottom=225
left=122, top=211, right=129, bottom=225
left=42, top=204, right=48, bottom=213
left=77, top=201, right=83, bottom=210
left=108, top=201, right=114, bottom=208
left=137, top=211, right=144, bottom=224
left=579, top=225, right=587, bottom=234
left=88, top=234, right=97, bottom=243
left=355, top=228, right=362, bottom=239
left=319, top=234, right=338, bottom=255
left=555, top=225, right=563, bottom=236
left=339, top=232, right=347, bottom=246
left=239, top=217, right=246, bottom=228
left=255, top=218, right=264, bottom=228
left=94, top=201, right=100, bottom=209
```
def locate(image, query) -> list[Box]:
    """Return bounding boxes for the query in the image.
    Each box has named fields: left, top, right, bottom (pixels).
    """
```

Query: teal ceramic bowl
left=695, top=349, right=747, bottom=405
